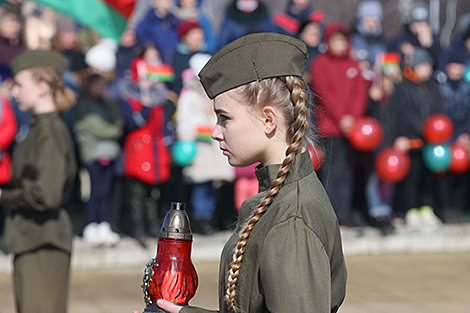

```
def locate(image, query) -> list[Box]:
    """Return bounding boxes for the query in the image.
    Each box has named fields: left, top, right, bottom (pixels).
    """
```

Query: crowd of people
left=0, top=0, right=469, bottom=252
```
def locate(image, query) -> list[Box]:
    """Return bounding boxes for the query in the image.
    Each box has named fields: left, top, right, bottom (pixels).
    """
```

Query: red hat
left=177, top=21, right=201, bottom=39
left=323, top=22, right=351, bottom=43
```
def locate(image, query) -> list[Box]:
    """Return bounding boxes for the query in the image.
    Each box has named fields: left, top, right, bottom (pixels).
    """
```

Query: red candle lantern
left=142, top=202, right=198, bottom=312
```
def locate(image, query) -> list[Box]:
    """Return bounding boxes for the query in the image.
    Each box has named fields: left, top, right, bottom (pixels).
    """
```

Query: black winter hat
left=446, top=50, right=467, bottom=65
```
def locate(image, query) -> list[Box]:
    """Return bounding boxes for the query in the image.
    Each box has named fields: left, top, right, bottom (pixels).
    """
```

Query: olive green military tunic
left=1, top=112, right=77, bottom=313
left=183, top=151, right=347, bottom=313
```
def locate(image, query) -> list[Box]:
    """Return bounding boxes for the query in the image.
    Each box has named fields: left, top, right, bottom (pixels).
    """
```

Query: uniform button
left=142, top=135, right=151, bottom=143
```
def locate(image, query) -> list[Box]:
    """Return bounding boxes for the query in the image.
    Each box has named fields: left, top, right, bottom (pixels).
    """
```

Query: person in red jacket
left=0, top=94, right=17, bottom=252
left=0, top=95, right=17, bottom=185
left=118, top=55, right=173, bottom=247
left=310, top=22, right=369, bottom=225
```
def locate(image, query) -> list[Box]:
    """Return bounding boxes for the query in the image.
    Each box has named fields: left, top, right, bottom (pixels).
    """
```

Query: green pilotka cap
left=199, top=32, right=308, bottom=100
left=11, top=50, right=70, bottom=75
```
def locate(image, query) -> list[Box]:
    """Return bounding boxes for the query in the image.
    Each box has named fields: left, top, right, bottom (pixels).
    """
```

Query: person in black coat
left=389, top=2, right=442, bottom=70
left=437, top=50, right=470, bottom=223
left=389, top=47, right=445, bottom=228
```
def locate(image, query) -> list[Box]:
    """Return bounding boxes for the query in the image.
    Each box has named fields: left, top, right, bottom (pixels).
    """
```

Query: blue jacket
left=135, top=10, right=180, bottom=64
left=218, top=2, right=275, bottom=48
left=439, top=78, right=470, bottom=141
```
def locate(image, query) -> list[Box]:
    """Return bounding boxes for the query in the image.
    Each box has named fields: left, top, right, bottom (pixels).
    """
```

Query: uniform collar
left=254, top=150, right=313, bottom=193
left=30, top=111, right=60, bottom=127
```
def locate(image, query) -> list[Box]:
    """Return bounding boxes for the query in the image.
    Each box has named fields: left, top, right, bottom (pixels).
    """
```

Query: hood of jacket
left=324, top=22, right=352, bottom=58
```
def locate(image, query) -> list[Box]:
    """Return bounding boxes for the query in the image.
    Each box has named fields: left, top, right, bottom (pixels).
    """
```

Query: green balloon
left=172, top=141, right=197, bottom=166
left=464, top=67, right=470, bottom=85
left=422, top=144, right=451, bottom=173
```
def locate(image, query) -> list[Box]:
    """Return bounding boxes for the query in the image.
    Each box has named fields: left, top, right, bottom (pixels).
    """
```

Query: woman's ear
left=262, top=106, right=278, bottom=135
left=37, top=80, right=51, bottom=97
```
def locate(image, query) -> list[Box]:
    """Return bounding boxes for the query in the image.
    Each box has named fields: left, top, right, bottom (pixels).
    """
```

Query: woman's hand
left=156, top=299, right=183, bottom=313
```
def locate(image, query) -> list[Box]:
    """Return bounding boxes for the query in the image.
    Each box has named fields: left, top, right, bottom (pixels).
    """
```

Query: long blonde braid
left=225, top=75, right=311, bottom=312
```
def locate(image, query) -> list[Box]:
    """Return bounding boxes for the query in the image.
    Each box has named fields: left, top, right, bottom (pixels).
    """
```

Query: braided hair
left=225, top=75, right=317, bottom=312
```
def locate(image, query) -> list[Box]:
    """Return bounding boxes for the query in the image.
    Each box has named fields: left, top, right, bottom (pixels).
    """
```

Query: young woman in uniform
left=158, top=32, right=347, bottom=313
left=0, top=50, right=77, bottom=313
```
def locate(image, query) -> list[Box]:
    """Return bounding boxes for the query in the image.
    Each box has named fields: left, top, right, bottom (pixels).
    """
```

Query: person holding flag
left=118, top=47, right=175, bottom=246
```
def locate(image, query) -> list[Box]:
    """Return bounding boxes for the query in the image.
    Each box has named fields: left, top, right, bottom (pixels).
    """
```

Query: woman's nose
left=211, top=124, right=223, bottom=141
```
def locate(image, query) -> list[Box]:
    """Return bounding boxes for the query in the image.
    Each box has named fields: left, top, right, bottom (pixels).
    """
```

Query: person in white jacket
left=175, top=53, right=235, bottom=234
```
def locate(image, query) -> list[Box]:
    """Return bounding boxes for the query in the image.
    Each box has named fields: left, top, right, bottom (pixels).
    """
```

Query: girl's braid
left=225, top=76, right=310, bottom=312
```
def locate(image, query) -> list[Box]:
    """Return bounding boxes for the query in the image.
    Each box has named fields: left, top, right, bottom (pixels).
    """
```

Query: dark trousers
left=434, top=171, right=470, bottom=222
left=318, top=137, right=371, bottom=224
left=14, top=246, right=71, bottom=313
left=85, top=161, right=114, bottom=224
left=394, top=151, right=434, bottom=214
left=128, top=179, right=161, bottom=237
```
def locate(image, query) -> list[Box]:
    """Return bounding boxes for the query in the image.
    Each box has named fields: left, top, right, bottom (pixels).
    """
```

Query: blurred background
left=0, top=0, right=469, bottom=312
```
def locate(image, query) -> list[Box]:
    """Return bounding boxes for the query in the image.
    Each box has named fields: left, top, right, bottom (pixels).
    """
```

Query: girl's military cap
left=199, top=32, right=308, bottom=99
left=11, top=50, right=70, bottom=75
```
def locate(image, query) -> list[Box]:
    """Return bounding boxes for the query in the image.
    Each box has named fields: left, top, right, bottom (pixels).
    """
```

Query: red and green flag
left=377, top=52, right=401, bottom=70
left=145, top=63, right=175, bottom=82
left=34, top=0, right=136, bottom=41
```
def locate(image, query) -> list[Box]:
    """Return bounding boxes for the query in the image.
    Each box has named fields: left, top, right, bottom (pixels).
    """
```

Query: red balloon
left=375, top=147, right=411, bottom=182
left=308, top=144, right=323, bottom=171
left=348, top=117, right=384, bottom=151
left=423, top=114, right=454, bottom=144
left=449, top=142, right=470, bottom=174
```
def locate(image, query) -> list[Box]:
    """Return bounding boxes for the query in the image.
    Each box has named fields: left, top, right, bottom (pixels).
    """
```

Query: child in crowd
left=218, top=0, right=275, bottom=48
left=172, top=0, right=218, bottom=53
left=118, top=52, right=174, bottom=246
left=0, top=7, right=25, bottom=67
left=172, top=21, right=207, bottom=94
left=74, top=74, right=123, bottom=246
left=310, top=22, right=370, bottom=226
left=437, top=50, right=470, bottom=223
left=389, top=47, right=445, bottom=229
left=176, top=53, right=234, bottom=234
left=135, top=0, right=179, bottom=63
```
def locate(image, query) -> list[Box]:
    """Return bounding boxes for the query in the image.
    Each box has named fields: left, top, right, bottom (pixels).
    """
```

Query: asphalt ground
left=0, top=252, right=469, bottom=313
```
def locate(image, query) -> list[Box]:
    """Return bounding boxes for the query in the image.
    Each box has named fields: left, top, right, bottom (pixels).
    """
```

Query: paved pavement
left=0, top=224, right=469, bottom=312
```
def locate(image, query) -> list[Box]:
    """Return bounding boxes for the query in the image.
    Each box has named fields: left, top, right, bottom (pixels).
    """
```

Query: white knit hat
left=189, top=53, right=212, bottom=76
left=85, top=38, right=118, bottom=72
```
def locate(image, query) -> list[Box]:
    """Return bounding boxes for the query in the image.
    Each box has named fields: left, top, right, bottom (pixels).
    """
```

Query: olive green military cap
left=199, top=32, right=308, bottom=99
left=11, top=50, right=70, bottom=75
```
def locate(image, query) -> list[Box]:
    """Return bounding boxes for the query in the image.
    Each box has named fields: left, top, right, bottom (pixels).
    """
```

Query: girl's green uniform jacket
left=183, top=151, right=347, bottom=313
left=2, top=112, right=77, bottom=255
